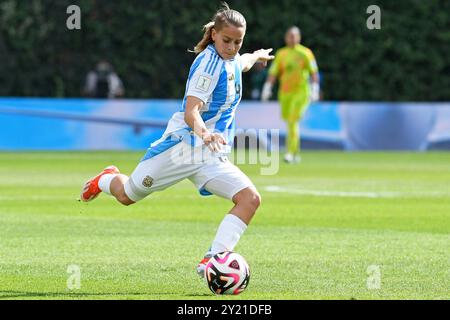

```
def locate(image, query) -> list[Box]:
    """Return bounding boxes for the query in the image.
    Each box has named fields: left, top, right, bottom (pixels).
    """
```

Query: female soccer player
left=80, top=4, right=274, bottom=278
left=261, top=26, right=320, bottom=164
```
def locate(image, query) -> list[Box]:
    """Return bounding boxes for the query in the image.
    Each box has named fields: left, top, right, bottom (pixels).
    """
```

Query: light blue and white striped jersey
left=142, top=44, right=243, bottom=161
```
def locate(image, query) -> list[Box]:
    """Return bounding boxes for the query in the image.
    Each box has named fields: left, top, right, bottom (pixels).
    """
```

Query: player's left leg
left=229, top=186, right=261, bottom=224
left=190, top=162, right=260, bottom=278
left=288, top=95, right=309, bottom=163
left=287, top=118, right=299, bottom=158
left=208, top=186, right=260, bottom=256
left=196, top=189, right=261, bottom=278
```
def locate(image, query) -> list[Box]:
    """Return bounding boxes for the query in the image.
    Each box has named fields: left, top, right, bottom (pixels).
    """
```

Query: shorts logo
left=196, top=75, right=212, bottom=92
left=142, top=176, right=153, bottom=188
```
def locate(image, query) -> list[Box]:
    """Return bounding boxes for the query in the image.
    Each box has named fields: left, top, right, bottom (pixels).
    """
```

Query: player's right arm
left=184, top=96, right=226, bottom=152
left=261, top=50, right=281, bottom=101
left=183, top=50, right=227, bottom=152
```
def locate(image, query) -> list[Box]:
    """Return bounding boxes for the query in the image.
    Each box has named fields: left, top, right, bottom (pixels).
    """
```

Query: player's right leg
left=80, top=165, right=135, bottom=205
left=81, top=141, right=194, bottom=206
left=109, top=174, right=135, bottom=206
left=280, top=94, right=297, bottom=163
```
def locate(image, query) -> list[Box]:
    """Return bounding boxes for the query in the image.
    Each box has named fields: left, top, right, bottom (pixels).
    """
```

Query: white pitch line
left=264, top=186, right=401, bottom=198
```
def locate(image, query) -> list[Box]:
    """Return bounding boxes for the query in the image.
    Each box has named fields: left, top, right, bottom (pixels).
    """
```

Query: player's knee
left=117, top=193, right=135, bottom=206
left=245, top=192, right=261, bottom=219
left=235, top=188, right=261, bottom=212
left=250, top=191, right=262, bottom=211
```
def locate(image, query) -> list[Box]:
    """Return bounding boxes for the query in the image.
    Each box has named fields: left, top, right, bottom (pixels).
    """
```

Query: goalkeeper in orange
left=261, top=26, right=320, bottom=163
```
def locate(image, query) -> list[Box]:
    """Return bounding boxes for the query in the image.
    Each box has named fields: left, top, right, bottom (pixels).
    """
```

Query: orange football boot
left=80, top=165, right=120, bottom=202
left=196, top=255, right=213, bottom=279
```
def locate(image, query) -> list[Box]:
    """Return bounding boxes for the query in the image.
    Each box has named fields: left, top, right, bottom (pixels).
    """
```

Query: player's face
left=285, top=30, right=300, bottom=47
left=212, top=25, right=246, bottom=60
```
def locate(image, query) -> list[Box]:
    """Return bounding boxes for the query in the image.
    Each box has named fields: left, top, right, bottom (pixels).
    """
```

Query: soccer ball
left=204, top=251, right=250, bottom=295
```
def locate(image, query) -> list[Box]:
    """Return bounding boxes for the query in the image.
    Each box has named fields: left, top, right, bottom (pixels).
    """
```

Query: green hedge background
left=0, top=0, right=448, bottom=101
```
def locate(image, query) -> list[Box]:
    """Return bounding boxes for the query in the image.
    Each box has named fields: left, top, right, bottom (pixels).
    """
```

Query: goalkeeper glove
left=261, top=82, right=273, bottom=101
left=310, top=82, right=320, bottom=102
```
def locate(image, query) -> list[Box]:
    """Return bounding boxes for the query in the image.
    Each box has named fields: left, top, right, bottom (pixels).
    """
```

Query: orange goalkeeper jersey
left=268, top=44, right=318, bottom=95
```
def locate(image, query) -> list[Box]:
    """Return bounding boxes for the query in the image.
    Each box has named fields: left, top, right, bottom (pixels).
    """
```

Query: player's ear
left=211, top=28, right=217, bottom=42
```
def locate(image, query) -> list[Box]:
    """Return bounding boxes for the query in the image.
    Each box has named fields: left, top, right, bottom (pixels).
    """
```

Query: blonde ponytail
left=190, top=2, right=246, bottom=54
left=192, top=21, right=215, bottom=54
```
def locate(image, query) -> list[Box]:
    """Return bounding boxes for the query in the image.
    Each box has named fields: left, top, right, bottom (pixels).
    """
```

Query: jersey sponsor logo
left=142, top=176, right=153, bottom=188
left=196, top=75, right=212, bottom=92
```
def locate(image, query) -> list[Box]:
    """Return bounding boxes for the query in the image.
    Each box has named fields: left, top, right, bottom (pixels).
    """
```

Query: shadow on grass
left=0, top=290, right=211, bottom=299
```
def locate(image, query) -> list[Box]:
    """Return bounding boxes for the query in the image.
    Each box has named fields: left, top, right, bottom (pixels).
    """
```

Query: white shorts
left=124, top=141, right=255, bottom=202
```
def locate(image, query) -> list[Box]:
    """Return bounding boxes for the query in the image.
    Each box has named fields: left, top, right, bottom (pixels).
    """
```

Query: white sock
left=98, top=174, right=118, bottom=195
left=208, top=214, right=248, bottom=256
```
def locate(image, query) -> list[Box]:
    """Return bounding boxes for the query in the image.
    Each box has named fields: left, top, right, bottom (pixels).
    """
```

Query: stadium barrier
left=0, top=98, right=449, bottom=151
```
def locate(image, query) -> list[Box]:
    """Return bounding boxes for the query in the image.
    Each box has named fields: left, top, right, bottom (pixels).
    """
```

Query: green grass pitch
left=0, top=151, right=449, bottom=300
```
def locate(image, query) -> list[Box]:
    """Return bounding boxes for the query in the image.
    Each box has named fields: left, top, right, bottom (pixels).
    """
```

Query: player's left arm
left=306, top=50, right=320, bottom=101
left=240, top=48, right=275, bottom=72
left=310, top=70, right=320, bottom=101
